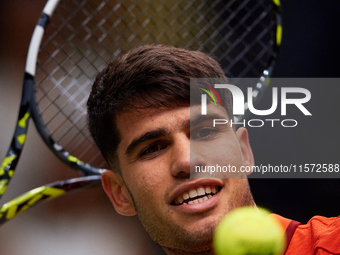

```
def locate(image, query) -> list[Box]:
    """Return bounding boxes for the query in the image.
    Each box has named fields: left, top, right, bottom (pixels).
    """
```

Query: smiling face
left=102, top=104, right=255, bottom=254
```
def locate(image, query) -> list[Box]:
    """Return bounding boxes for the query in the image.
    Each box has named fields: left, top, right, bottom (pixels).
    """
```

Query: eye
left=141, top=143, right=166, bottom=156
left=192, top=127, right=217, bottom=140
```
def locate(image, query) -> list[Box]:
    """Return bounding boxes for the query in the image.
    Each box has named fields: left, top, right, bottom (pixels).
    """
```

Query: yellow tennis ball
left=214, top=206, right=285, bottom=255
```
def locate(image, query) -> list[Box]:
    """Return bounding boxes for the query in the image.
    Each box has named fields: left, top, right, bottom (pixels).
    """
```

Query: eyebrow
left=124, top=113, right=228, bottom=156
left=125, top=128, right=169, bottom=156
left=190, top=113, right=228, bottom=127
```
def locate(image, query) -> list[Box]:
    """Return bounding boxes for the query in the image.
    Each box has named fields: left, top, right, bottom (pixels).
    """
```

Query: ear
left=236, top=127, right=254, bottom=175
left=101, top=170, right=136, bottom=216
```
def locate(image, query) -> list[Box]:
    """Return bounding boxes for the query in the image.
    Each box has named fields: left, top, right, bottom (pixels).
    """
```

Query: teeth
left=189, top=189, right=198, bottom=198
left=174, top=185, right=220, bottom=205
left=183, top=192, right=189, bottom=200
left=197, top=187, right=205, bottom=196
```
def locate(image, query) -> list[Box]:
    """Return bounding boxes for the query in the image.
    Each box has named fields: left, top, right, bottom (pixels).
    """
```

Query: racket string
left=34, top=0, right=275, bottom=168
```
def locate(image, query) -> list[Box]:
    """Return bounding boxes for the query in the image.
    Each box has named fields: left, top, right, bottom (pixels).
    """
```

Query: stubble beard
left=125, top=179, right=255, bottom=254
left=135, top=199, right=219, bottom=253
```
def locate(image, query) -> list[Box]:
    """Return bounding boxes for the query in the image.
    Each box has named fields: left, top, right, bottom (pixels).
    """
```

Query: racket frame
left=0, top=0, right=282, bottom=225
left=0, top=0, right=103, bottom=200
left=0, top=0, right=103, bottom=224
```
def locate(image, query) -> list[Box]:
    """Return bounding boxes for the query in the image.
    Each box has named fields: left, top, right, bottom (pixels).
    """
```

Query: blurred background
left=0, top=0, right=339, bottom=254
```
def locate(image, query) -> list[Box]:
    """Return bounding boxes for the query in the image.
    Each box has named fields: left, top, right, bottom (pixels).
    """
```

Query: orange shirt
left=271, top=214, right=340, bottom=254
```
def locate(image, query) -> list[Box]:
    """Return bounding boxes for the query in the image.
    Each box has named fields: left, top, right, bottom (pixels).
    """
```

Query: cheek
left=195, top=136, right=243, bottom=166
left=216, top=143, right=242, bottom=164
left=125, top=159, right=169, bottom=200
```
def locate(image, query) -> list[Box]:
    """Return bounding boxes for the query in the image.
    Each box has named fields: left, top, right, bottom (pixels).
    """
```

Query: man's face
left=105, top=104, right=255, bottom=253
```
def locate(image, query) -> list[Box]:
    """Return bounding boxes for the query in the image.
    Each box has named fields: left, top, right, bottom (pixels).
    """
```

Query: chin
left=185, top=215, right=221, bottom=243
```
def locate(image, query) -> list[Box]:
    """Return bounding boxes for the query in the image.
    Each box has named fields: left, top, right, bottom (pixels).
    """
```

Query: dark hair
left=87, top=44, right=231, bottom=170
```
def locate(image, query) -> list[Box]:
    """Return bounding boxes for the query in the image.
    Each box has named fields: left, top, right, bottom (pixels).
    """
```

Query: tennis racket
left=0, top=0, right=282, bottom=225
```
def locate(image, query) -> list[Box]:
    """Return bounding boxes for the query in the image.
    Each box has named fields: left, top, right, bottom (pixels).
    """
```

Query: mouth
left=171, top=185, right=222, bottom=206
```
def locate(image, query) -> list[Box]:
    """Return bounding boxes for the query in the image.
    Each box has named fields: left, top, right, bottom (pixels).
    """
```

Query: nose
left=170, top=133, right=205, bottom=178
